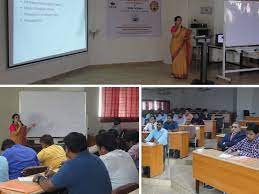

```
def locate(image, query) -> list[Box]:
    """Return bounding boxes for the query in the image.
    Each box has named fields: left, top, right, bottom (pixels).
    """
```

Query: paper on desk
left=18, top=177, right=34, bottom=182
left=219, top=153, right=232, bottom=159
left=145, top=142, right=155, bottom=146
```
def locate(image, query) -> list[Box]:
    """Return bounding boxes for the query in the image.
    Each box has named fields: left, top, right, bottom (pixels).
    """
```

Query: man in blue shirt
left=144, top=121, right=168, bottom=162
left=1, top=139, right=39, bottom=180
left=0, top=156, right=9, bottom=182
left=163, top=115, right=179, bottom=132
left=33, top=132, right=112, bottom=194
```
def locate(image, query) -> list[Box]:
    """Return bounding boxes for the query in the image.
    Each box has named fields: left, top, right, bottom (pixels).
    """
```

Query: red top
left=9, top=124, right=16, bottom=133
left=171, top=26, right=177, bottom=33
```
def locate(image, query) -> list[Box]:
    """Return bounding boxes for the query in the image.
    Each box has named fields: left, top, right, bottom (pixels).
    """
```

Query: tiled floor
left=35, top=61, right=259, bottom=85
left=142, top=139, right=223, bottom=194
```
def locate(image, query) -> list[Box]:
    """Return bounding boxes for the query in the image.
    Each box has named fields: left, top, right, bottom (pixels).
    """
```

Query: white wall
left=0, top=0, right=220, bottom=83
left=143, top=88, right=236, bottom=112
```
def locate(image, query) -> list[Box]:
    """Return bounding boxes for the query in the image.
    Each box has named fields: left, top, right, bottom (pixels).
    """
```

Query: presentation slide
left=9, top=0, right=88, bottom=67
left=225, top=1, right=259, bottom=47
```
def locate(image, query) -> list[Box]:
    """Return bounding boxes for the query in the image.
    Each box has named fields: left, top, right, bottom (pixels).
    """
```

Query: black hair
left=150, top=116, right=156, bottom=120
left=96, top=132, right=118, bottom=152
left=1, top=139, right=15, bottom=151
left=63, top=132, right=88, bottom=153
left=113, top=118, right=121, bottom=124
left=174, top=16, right=182, bottom=22
left=124, top=131, right=139, bottom=144
left=11, top=113, right=20, bottom=124
left=157, top=120, right=163, bottom=125
left=108, top=129, right=119, bottom=138
left=247, top=124, right=259, bottom=134
left=40, top=134, right=54, bottom=146
left=98, top=129, right=106, bottom=135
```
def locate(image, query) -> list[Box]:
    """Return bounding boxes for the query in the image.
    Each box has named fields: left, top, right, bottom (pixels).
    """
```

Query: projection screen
left=8, top=0, right=88, bottom=67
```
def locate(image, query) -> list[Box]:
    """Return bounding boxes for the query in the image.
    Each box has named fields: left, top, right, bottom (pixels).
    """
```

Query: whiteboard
left=225, top=1, right=259, bottom=47
left=19, top=91, right=87, bottom=137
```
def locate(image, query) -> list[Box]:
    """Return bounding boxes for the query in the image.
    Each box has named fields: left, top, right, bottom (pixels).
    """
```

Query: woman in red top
left=9, top=113, right=36, bottom=145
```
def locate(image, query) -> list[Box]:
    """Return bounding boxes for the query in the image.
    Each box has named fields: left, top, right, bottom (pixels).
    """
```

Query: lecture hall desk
left=193, top=149, right=259, bottom=194
left=203, top=120, right=216, bottom=139
left=142, top=131, right=190, bottom=158
left=179, top=125, right=205, bottom=147
left=239, top=120, right=259, bottom=127
left=142, top=143, right=164, bottom=178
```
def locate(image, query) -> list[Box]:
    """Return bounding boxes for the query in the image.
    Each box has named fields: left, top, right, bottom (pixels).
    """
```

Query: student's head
left=231, top=122, right=240, bottom=133
left=12, top=113, right=20, bottom=123
left=160, top=110, right=165, bottom=115
left=167, top=115, right=173, bottom=123
left=149, top=116, right=156, bottom=124
left=174, top=16, right=182, bottom=26
left=40, top=134, right=54, bottom=149
left=246, top=124, right=259, bottom=141
left=108, top=129, right=119, bottom=138
left=193, top=113, right=199, bottom=119
left=124, top=131, right=139, bottom=149
left=185, top=110, right=190, bottom=115
left=63, top=132, right=88, bottom=159
left=178, top=112, right=183, bottom=118
left=96, top=132, right=117, bottom=156
left=1, top=139, right=15, bottom=151
left=98, top=129, right=106, bottom=135
left=156, top=121, right=163, bottom=130
left=113, top=118, right=121, bottom=126
left=202, top=109, right=208, bottom=114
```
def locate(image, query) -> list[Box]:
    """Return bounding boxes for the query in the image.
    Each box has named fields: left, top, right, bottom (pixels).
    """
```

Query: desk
left=216, top=134, right=225, bottom=150
left=211, top=113, right=231, bottom=125
left=239, top=120, right=259, bottom=127
left=204, top=120, right=216, bottom=139
left=179, top=125, right=205, bottom=147
left=168, top=132, right=189, bottom=159
left=0, top=179, right=43, bottom=194
left=142, top=143, right=164, bottom=177
left=244, top=116, right=259, bottom=121
left=193, top=149, right=259, bottom=194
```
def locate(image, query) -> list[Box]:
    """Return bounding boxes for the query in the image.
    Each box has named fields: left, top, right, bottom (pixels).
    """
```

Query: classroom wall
left=0, top=87, right=138, bottom=146
left=142, top=88, right=237, bottom=112
left=0, top=0, right=220, bottom=83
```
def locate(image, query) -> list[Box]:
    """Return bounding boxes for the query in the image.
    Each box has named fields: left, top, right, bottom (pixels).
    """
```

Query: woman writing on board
left=170, top=16, right=192, bottom=79
left=9, top=113, right=36, bottom=145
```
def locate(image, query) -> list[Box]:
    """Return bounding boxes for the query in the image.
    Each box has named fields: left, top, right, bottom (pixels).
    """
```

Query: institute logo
left=109, top=0, right=117, bottom=8
left=150, top=1, right=159, bottom=12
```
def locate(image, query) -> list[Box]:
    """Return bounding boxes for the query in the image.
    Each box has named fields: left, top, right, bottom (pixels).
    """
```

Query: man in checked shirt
left=226, top=123, right=259, bottom=158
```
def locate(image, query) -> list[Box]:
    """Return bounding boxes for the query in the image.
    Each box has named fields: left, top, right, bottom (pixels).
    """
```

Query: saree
left=9, top=124, right=27, bottom=145
left=170, top=26, right=192, bottom=79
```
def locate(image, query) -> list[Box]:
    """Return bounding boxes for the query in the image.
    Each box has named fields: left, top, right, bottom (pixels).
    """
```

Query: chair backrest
left=21, top=166, right=48, bottom=177
left=112, top=183, right=139, bottom=194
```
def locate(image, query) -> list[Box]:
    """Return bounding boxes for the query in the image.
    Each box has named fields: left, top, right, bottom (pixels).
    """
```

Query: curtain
left=101, top=87, right=139, bottom=122
left=142, top=100, right=170, bottom=113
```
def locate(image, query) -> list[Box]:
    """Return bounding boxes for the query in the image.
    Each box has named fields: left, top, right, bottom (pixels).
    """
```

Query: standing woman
left=9, top=113, right=35, bottom=145
left=170, top=16, right=192, bottom=79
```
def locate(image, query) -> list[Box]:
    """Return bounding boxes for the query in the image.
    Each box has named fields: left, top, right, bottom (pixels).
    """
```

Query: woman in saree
left=170, top=16, right=192, bottom=79
left=9, top=113, right=36, bottom=145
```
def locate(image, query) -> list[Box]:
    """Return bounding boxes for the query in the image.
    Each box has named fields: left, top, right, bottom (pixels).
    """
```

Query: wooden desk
left=168, top=132, right=189, bottom=159
left=204, top=120, right=216, bottom=139
left=0, top=179, right=43, bottom=194
left=239, top=120, right=259, bottom=127
left=244, top=116, right=259, bottom=121
left=142, top=143, right=164, bottom=177
left=179, top=125, right=205, bottom=147
left=193, top=149, right=259, bottom=194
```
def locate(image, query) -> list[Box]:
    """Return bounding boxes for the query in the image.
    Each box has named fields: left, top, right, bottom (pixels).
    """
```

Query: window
left=99, top=87, right=139, bottom=122
left=142, top=100, right=170, bottom=112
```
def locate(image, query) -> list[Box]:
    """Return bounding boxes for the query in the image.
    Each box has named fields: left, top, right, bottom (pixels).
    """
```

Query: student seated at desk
left=163, top=115, right=179, bottom=132
left=33, top=132, right=112, bottom=194
left=200, top=109, right=211, bottom=120
left=143, top=116, right=157, bottom=131
left=1, top=139, right=39, bottom=180
left=96, top=132, right=139, bottom=190
left=185, top=110, right=193, bottom=121
left=0, top=156, right=9, bottom=182
left=125, top=131, right=139, bottom=170
left=157, top=110, right=167, bottom=123
left=37, top=134, right=67, bottom=170
left=226, top=124, right=259, bottom=158
left=191, top=113, right=205, bottom=125
left=175, top=113, right=186, bottom=125
left=110, top=118, right=122, bottom=136
left=144, top=121, right=168, bottom=162
left=218, top=122, right=246, bottom=151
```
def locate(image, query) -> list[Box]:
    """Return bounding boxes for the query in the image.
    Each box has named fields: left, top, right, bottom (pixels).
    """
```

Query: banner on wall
left=107, top=0, right=161, bottom=38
